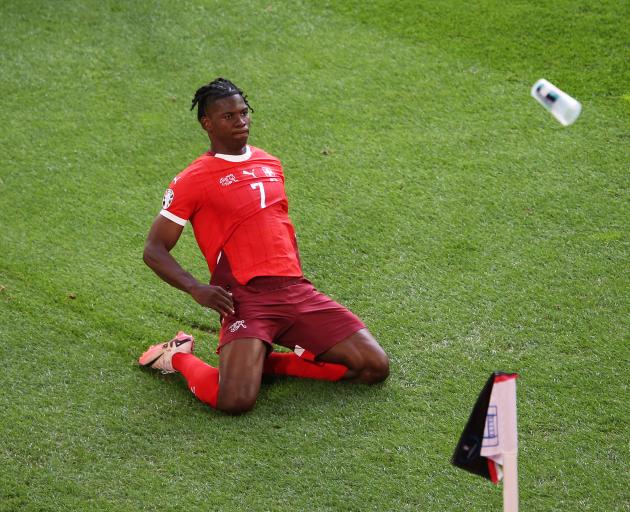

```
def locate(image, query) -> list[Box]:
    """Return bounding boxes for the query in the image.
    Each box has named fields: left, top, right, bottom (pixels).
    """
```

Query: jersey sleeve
left=159, top=173, right=201, bottom=226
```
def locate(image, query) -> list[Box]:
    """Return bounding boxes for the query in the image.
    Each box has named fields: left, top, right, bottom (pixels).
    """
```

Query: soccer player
left=139, top=78, right=389, bottom=414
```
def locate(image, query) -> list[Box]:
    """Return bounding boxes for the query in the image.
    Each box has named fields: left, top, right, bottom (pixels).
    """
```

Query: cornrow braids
left=190, top=78, right=253, bottom=122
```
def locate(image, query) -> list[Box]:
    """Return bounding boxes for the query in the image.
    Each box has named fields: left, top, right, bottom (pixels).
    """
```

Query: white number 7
left=250, top=182, right=266, bottom=208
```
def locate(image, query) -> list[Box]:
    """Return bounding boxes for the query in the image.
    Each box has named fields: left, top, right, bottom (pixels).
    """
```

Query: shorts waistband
left=244, top=275, right=305, bottom=292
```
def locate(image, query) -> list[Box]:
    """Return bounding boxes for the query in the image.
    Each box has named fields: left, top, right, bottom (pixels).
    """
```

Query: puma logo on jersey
left=242, top=169, right=256, bottom=178
left=220, top=174, right=238, bottom=186
left=228, top=320, right=247, bottom=333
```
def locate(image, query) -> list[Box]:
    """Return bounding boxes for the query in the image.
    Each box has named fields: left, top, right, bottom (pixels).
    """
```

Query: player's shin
left=172, top=353, right=219, bottom=407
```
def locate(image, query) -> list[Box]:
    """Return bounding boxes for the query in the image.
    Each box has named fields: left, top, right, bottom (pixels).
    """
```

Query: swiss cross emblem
left=228, top=320, right=247, bottom=333
left=220, top=174, right=238, bottom=186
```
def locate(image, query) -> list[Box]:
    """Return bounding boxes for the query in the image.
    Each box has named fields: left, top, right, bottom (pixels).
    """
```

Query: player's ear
left=201, top=115, right=212, bottom=133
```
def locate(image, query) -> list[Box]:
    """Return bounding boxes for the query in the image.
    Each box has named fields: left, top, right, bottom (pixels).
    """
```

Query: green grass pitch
left=0, top=1, right=628, bottom=510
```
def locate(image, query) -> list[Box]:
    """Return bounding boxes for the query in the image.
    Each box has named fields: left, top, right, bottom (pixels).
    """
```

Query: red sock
left=172, top=353, right=219, bottom=408
left=263, top=352, right=347, bottom=381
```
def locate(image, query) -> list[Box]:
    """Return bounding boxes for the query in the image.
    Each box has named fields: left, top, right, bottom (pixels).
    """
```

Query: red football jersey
left=159, top=145, right=303, bottom=284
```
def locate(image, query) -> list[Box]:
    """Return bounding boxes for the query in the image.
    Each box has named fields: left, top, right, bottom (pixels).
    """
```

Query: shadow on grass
left=134, top=339, right=392, bottom=425
left=159, top=308, right=220, bottom=334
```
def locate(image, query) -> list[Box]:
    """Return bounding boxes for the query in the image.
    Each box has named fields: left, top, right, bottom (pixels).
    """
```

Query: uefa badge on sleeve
left=162, top=188, right=174, bottom=209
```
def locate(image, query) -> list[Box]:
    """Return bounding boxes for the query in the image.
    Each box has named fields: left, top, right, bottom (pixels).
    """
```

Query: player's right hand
left=189, top=283, right=235, bottom=316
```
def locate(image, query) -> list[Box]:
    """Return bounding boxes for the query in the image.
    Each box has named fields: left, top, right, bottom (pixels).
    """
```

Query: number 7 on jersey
left=250, top=182, right=266, bottom=208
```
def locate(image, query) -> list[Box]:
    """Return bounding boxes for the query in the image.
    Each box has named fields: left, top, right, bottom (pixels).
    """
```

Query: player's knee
left=218, top=394, right=257, bottom=415
left=361, top=353, right=390, bottom=384
left=216, top=383, right=259, bottom=415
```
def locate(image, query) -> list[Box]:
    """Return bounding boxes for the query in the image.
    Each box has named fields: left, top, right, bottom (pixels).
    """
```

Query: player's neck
left=210, top=142, right=248, bottom=156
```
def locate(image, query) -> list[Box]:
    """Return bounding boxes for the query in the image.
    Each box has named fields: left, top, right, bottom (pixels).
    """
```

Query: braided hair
left=190, top=78, right=253, bottom=122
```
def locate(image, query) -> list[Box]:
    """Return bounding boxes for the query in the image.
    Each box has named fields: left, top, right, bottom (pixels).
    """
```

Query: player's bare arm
left=143, top=215, right=234, bottom=316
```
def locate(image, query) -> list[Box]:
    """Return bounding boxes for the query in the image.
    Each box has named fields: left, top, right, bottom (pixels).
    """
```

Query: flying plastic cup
left=531, top=79, right=581, bottom=126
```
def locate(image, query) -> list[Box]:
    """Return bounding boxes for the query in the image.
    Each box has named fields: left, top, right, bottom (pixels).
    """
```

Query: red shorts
left=217, top=277, right=365, bottom=357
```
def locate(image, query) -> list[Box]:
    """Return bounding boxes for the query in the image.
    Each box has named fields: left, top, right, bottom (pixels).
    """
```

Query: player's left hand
left=189, top=283, right=235, bottom=316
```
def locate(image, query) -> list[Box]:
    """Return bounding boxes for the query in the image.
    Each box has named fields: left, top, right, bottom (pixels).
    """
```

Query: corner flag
left=452, top=372, right=519, bottom=511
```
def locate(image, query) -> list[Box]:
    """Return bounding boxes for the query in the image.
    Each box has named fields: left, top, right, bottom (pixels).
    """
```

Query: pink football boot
left=138, top=331, right=195, bottom=374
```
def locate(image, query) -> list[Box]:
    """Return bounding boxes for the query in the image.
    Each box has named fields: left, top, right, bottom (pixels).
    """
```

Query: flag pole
left=502, top=451, right=518, bottom=512
left=502, top=373, right=519, bottom=512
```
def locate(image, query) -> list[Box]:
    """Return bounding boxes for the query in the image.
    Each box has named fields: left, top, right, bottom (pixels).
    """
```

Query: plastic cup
left=531, top=79, right=582, bottom=126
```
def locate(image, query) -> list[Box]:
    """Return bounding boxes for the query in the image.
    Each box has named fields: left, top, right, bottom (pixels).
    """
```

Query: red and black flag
left=452, top=372, right=519, bottom=484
